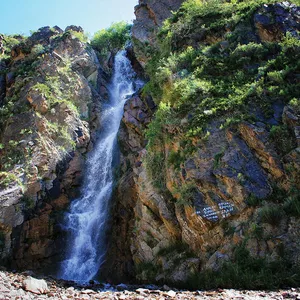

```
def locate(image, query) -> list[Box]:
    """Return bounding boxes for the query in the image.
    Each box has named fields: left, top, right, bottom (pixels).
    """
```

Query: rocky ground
left=0, top=271, right=299, bottom=299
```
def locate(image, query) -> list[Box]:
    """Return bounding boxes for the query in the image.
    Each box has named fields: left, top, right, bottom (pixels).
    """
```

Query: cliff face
left=0, top=0, right=299, bottom=289
left=132, top=0, right=185, bottom=67
left=107, top=0, right=300, bottom=288
left=0, top=26, right=109, bottom=271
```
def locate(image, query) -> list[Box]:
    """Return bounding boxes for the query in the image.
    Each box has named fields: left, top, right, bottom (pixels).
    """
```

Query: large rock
left=133, top=0, right=184, bottom=42
left=22, top=276, right=49, bottom=294
left=132, top=0, right=185, bottom=66
left=254, top=2, right=300, bottom=42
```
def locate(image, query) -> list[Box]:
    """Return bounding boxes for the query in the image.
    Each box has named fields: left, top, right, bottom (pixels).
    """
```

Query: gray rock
left=65, top=25, right=84, bottom=33
left=22, top=276, right=49, bottom=294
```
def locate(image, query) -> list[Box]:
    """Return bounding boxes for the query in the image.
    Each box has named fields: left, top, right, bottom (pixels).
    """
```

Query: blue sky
left=0, top=0, right=139, bottom=36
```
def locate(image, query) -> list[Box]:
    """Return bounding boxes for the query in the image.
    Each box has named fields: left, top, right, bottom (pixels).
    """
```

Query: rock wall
left=107, top=1, right=300, bottom=286
left=0, top=26, right=109, bottom=272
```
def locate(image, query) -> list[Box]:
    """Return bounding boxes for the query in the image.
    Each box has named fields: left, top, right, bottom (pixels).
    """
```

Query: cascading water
left=59, top=50, right=142, bottom=282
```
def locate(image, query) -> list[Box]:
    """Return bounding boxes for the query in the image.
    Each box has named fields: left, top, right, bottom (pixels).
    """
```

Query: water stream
left=59, top=50, right=142, bottom=282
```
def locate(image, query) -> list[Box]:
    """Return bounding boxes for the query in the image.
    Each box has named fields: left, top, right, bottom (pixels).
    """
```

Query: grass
left=135, top=261, right=161, bottom=282
left=246, top=194, right=262, bottom=207
left=179, top=243, right=300, bottom=290
left=259, top=206, right=283, bottom=226
left=139, top=242, right=300, bottom=290
left=0, top=140, right=25, bottom=172
left=144, top=151, right=166, bottom=191
left=0, top=172, right=23, bottom=188
left=175, top=183, right=198, bottom=206
left=269, top=125, right=297, bottom=156
left=283, top=192, right=300, bottom=217
left=157, top=241, right=195, bottom=258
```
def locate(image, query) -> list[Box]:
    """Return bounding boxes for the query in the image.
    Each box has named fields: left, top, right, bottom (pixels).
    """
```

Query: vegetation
left=0, top=230, right=5, bottom=251
left=0, top=35, right=23, bottom=59
left=245, top=194, right=262, bottom=207
left=68, top=30, right=89, bottom=43
left=175, top=182, right=198, bottom=206
left=269, top=125, right=297, bottom=156
left=21, top=195, right=36, bottom=210
left=246, top=185, right=300, bottom=220
left=91, top=21, right=131, bottom=58
left=157, top=241, right=195, bottom=258
left=136, top=261, right=161, bottom=282
left=184, top=243, right=300, bottom=290
left=0, top=172, right=23, bottom=188
left=259, top=205, right=283, bottom=226
left=142, top=0, right=300, bottom=187
left=0, top=140, right=25, bottom=171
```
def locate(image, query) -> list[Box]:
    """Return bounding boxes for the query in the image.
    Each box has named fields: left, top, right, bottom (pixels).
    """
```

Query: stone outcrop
left=254, top=2, right=299, bottom=42
left=106, top=0, right=300, bottom=286
left=0, top=26, right=109, bottom=271
left=132, top=0, right=185, bottom=66
left=112, top=98, right=300, bottom=283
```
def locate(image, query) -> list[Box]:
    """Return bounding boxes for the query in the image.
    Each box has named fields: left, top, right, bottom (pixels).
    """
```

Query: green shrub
left=269, top=125, right=297, bottom=156
left=283, top=191, right=300, bottom=217
left=30, top=44, right=46, bottom=57
left=144, top=151, right=166, bottom=191
left=31, top=83, right=51, bottom=97
left=250, top=223, right=264, bottom=239
left=91, top=22, right=131, bottom=55
left=69, top=30, right=89, bottom=43
left=135, top=262, right=161, bottom=282
left=183, top=243, right=300, bottom=290
left=21, top=195, right=35, bottom=210
left=143, top=0, right=300, bottom=141
left=176, top=183, right=197, bottom=206
left=245, top=194, right=262, bottom=207
left=265, top=185, right=287, bottom=203
left=0, top=172, right=22, bottom=188
left=167, top=150, right=183, bottom=169
left=0, top=140, right=25, bottom=171
left=1, top=35, right=22, bottom=58
left=259, top=206, right=283, bottom=226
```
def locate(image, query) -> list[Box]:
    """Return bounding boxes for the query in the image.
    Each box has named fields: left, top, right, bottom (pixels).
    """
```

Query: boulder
left=65, top=25, right=84, bottom=33
left=29, top=26, right=59, bottom=45
left=22, top=276, right=49, bottom=294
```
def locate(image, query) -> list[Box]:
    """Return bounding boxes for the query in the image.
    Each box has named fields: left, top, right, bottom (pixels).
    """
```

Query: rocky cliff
left=0, top=0, right=300, bottom=290
left=106, top=0, right=300, bottom=289
left=132, top=0, right=185, bottom=67
left=0, top=26, right=109, bottom=272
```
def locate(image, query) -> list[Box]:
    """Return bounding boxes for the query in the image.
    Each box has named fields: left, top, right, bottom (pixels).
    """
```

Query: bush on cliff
left=91, top=21, right=131, bottom=56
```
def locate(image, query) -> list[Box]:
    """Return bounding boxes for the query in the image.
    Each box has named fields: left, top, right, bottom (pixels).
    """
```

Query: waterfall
left=59, top=50, right=142, bottom=282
